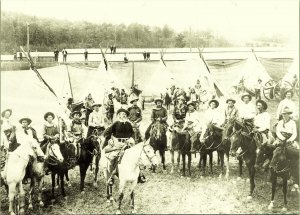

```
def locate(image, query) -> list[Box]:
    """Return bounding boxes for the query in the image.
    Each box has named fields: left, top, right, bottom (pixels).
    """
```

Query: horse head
left=47, top=142, right=64, bottom=163
left=150, top=121, right=165, bottom=141
left=269, top=146, right=289, bottom=173
left=141, top=140, right=159, bottom=169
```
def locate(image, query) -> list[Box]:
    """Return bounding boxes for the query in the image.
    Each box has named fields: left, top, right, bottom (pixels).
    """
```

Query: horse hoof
left=64, top=196, right=68, bottom=200
left=187, top=177, right=191, bottom=180
left=218, top=174, right=222, bottom=179
left=246, top=178, right=250, bottom=183
left=232, top=180, right=236, bottom=184
left=55, top=185, right=59, bottom=189
left=132, top=209, right=137, bottom=214
left=81, top=191, right=85, bottom=195
left=282, top=207, right=287, bottom=212
left=116, top=210, right=121, bottom=214
left=291, top=187, right=296, bottom=192
left=294, top=184, right=299, bottom=189
left=39, top=201, right=44, bottom=207
left=10, top=212, right=16, bottom=215
left=93, top=182, right=98, bottom=187
left=19, top=209, right=25, bottom=215
left=246, top=196, right=252, bottom=201
left=200, top=176, right=204, bottom=179
left=42, top=187, right=46, bottom=191
left=268, top=203, right=273, bottom=210
left=67, top=182, right=72, bottom=187
left=106, top=199, right=111, bottom=204
left=237, top=177, right=241, bottom=181
left=181, top=176, right=184, bottom=178
left=28, top=203, right=33, bottom=209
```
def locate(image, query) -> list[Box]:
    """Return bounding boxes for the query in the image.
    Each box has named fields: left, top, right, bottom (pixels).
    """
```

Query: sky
left=2, top=0, right=299, bottom=46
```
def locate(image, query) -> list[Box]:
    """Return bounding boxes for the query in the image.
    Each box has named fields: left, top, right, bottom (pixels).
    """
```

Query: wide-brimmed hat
left=226, top=98, right=236, bottom=104
left=71, top=111, right=82, bottom=118
left=284, top=89, right=294, bottom=97
left=129, top=96, right=139, bottom=104
left=44, top=112, right=55, bottom=120
left=176, top=95, right=186, bottom=101
left=187, top=101, right=196, bottom=107
left=92, top=103, right=102, bottom=108
left=19, top=117, right=32, bottom=125
left=154, top=97, right=163, bottom=104
left=281, top=106, right=293, bottom=115
left=256, top=99, right=268, bottom=110
left=1, top=109, right=12, bottom=117
left=117, top=108, right=129, bottom=116
left=209, top=99, right=219, bottom=108
left=241, top=93, right=252, bottom=101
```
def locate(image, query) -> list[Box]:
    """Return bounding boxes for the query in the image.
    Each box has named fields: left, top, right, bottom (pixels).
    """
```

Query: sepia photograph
left=0, top=0, right=299, bottom=214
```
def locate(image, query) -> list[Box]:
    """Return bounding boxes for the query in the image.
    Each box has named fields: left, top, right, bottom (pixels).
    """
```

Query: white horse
left=2, top=136, right=35, bottom=215
left=101, top=139, right=158, bottom=214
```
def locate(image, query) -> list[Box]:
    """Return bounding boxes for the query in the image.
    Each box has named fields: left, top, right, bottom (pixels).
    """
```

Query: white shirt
left=276, top=119, right=297, bottom=142
left=2, top=118, right=13, bottom=130
left=254, top=111, right=271, bottom=131
left=1, top=131, right=9, bottom=149
left=238, top=102, right=256, bottom=120
left=204, top=108, right=223, bottom=126
left=88, top=110, right=105, bottom=127
left=184, top=110, right=202, bottom=132
left=276, top=98, right=297, bottom=120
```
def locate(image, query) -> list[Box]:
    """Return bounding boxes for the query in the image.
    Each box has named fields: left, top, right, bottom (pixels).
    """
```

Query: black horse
left=149, top=121, right=167, bottom=171
left=198, top=124, right=223, bottom=177
left=77, top=129, right=101, bottom=192
left=256, top=144, right=299, bottom=211
left=229, top=121, right=257, bottom=200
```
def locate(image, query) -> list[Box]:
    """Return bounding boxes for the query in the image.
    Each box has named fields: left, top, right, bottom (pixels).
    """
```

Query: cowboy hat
left=176, top=95, right=186, bottom=101
left=19, top=117, right=32, bottom=125
left=92, top=103, right=102, bottom=108
left=71, top=111, right=82, bottom=118
left=256, top=99, right=268, bottom=110
left=1, top=109, right=12, bottom=117
left=117, top=108, right=129, bottom=117
left=241, top=93, right=252, bottom=101
left=226, top=98, right=236, bottom=104
left=129, top=96, right=139, bottom=104
left=284, top=89, right=294, bottom=97
left=154, top=97, right=163, bottom=104
left=44, top=112, right=55, bottom=120
left=281, top=106, right=293, bottom=115
left=209, top=99, right=219, bottom=108
left=187, top=101, right=196, bottom=107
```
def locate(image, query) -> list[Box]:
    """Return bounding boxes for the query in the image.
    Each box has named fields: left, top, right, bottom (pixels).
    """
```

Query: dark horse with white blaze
left=149, top=120, right=167, bottom=171
left=229, top=121, right=257, bottom=200
left=256, top=143, right=299, bottom=212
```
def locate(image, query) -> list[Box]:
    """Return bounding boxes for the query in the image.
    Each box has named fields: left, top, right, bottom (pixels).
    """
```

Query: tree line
left=1, top=11, right=235, bottom=54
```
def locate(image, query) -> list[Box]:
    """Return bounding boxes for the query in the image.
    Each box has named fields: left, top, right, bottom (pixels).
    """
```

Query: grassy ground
left=1, top=98, right=299, bottom=214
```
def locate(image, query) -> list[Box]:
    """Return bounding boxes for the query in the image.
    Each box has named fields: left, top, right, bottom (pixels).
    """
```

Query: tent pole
left=132, top=61, right=135, bottom=87
left=66, top=64, right=74, bottom=100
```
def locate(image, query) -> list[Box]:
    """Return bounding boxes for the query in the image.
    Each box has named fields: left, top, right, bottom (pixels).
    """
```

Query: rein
left=274, top=163, right=290, bottom=174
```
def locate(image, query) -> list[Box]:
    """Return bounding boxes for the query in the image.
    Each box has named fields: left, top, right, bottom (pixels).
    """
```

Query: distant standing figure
left=19, top=52, right=23, bottom=61
left=143, top=51, right=147, bottom=61
left=146, top=52, right=150, bottom=61
left=62, top=48, right=68, bottom=63
left=113, top=45, right=116, bottom=54
left=124, top=54, right=129, bottom=63
left=110, top=45, right=114, bottom=54
left=164, top=89, right=172, bottom=110
left=84, top=49, right=88, bottom=62
left=54, top=48, right=59, bottom=62
left=254, top=78, right=262, bottom=100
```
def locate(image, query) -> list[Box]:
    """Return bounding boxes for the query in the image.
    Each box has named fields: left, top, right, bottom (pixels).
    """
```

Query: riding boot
left=138, top=172, right=146, bottom=183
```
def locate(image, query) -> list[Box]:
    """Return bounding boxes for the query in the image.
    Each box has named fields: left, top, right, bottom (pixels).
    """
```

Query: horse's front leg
left=209, top=151, right=213, bottom=174
left=187, top=153, right=191, bottom=178
left=79, top=163, right=89, bottom=193
left=225, top=151, right=230, bottom=180
left=282, top=175, right=288, bottom=211
left=177, top=151, right=181, bottom=173
left=28, top=177, right=35, bottom=210
left=160, top=150, right=166, bottom=171
left=19, top=182, right=25, bottom=215
left=8, top=183, right=17, bottom=215
left=60, top=172, right=66, bottom=198
left=246, top=162, right=255, bottom=200
left=181, top=153, right=186, bottom=177
left=238, top=157, right=243, bottom=178
left=37, top=177, right=44, bottom=207
left=94, top=155, right=100, bottom=187
left=170, top=150, right=175, bottom=173
left=51, top=173, right=56, bottom=200
left=268, top=170, right=277, bottom=210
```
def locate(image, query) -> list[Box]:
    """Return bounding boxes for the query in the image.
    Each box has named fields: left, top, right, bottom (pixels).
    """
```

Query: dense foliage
left=1, top=12, right=234, bottom=54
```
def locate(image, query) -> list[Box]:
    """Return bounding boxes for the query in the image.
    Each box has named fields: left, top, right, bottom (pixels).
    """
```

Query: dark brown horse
left=257, top=144, right=299, bottom=212
left=229, top=121, right=257, bottom=200
left=149, top=121, right=167, bottom=171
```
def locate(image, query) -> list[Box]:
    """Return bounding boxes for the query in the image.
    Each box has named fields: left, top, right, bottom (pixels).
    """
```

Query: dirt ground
left=1, top=98, right=299, bottom=214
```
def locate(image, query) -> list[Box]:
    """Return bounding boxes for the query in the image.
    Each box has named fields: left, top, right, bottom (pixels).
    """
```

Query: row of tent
left=1, top=51, right=298, bottom=138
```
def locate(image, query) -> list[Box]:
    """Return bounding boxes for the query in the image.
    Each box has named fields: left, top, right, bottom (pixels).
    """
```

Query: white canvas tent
left=282, top=54, right=299, bottom=83
left=236, top=53, right=272, bottom=92
left=143, top=59, right=175, bottom=97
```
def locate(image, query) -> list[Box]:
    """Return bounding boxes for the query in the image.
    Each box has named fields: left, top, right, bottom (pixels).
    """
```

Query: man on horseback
left=183, top=101, right=202, bottom=153
left=1, top=109, right=14, bottom=130
left=127, top=96, right=143, bottom=143
left=200, top=99, right=223, bottom=143
left=145, top=98, right=168, bottom=142
left=170, top=95, right=188, bottom=150
left=222, top=98, right=238, bottom=127
left=104, top=108, right=146, bottom=183
left=238, top=93, right=256, bottom=125
left=253, top=100, right=273, bottom=145
left=273, top=107, right=299, bottom=152
left=276, top=90, right=297, bottom=121
left=87, top=103, right=106, bottom=138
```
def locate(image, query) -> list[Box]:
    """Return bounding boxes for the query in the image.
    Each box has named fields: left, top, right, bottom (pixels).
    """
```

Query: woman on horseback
left=238, top=93, right=256, bottom=125
left=87, top=103, right=105, bottom=137
left=127, top=96, right=143, bottom=143
left=145, top=98, right=168, bottom=141
left=1, top=109, right=14, bottom=131
left=103, top=108, right=146, bottom=183
left=41, top=112, right=59, bottom=148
